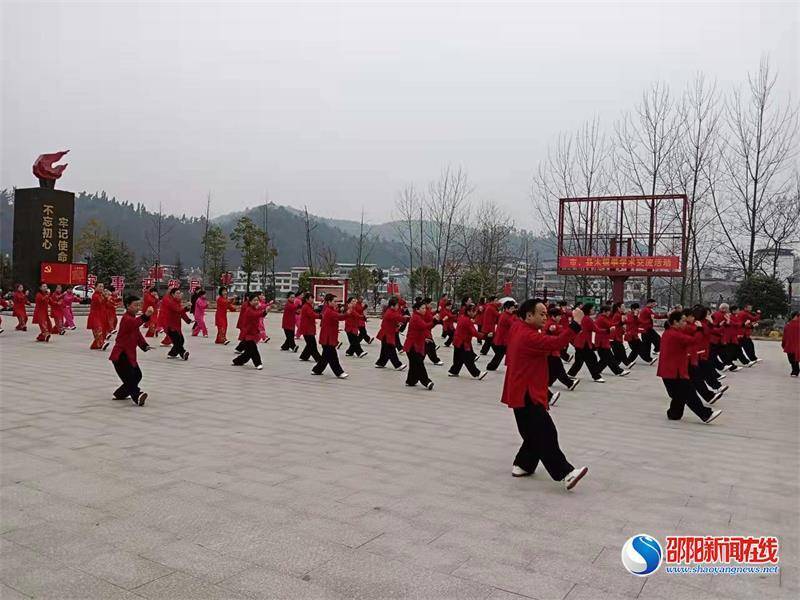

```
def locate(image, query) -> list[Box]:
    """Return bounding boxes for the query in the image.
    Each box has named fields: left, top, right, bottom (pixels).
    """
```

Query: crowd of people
left=2, top=283, right=799, bottom=492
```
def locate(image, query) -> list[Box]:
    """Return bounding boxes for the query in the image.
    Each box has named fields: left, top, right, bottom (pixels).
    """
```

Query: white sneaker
left=448, top=372, right=459, bottom=377
left=511, top=465, right=531, bottom=478
left=705, top=409, right=722, bottom=424
left=337, top=372, right=349, bottom=379
left=717, top=385, right=729, bottom=395
left=433, top=361, right=444, bottom=366
left=628, top=358, right=637, bottom=367
left=374, top=364, right=386, bottom=369
left=707, top=391, right=722, bottom=405
left=395, top=364, right=407, bottom=371
left=357, top=351, right=368, bottom=358
left=549, top=391, right=561, bottom=407
left=477, top=371, right=488, bottom=380
left=648, top=357, right=658, bottom=366
left=425, top=381, right=434, bottom=390
left=717, top=373, right=727, bottom=380
left=617, top=370, right=631, bottom=377
left=568, top=379, right=581, bottom=391
left=256, top=364, right=263, bottom=370
left=722, top=364, right=731, bottom=371
left=593, top=378, right=606, bottom=383
left=564, top=466, right=588, bottom=491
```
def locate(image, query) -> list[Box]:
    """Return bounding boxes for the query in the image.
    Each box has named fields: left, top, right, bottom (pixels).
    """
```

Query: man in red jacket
left=566, top=304, right=606, bottom=383
left=297, top=292, right=322, bottom=362
left=355, top=297, right=372, bottom=345
left=486, top=300, right=516, bottom=371
left=639, top=298, right=660, bottom=356
left=161, top=288, right=192, bottom=361
left=594, top=304, right=630, bottom=377
left=232, top=293, right=268, bottom=369
left=343, top=297, right=368, bottom=358
left=404, top=299, right=437, bottom=389
left=658, top=311, right=721, bottom=424
left=280, top=292, right=299, bottom=352
left=312, top=293, right=348, bottom=378
left=375, top=297, right=408, bottom=370
left=544, top=306, right=580, bottom=395
left=782, top=312, right=799, bottom=376
left=109, top=295, right=153, bottom=406
left=448, top=304, right=487, bottom=379
left=557, top=301, right=573, bottom=363
left=479, top=296, right=500, bottom=356
left=502, top=299, right=588, bottom=490
left=739, top=303, right=762, bottom=364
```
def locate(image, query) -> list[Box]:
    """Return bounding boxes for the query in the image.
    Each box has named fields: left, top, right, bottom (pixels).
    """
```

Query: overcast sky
left=2, top=1, right=796, bottom=227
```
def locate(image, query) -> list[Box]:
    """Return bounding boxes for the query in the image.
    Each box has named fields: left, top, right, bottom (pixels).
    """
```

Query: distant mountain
left=0, top=189, right=409, bottom=271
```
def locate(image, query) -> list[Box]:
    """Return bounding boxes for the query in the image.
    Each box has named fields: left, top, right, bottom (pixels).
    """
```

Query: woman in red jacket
left=297, top=292, right=322, bottom=362
left=658, top=311, right=721, bottom=423
left=12, top=284, right=30, bottom=331
left=109, top=295, right=153, bottom=405
left=232, top=293, right=267, bottom=369
left=566, top=304, right=605, bottom=383
left=311, top=293, right=348, bottom=378
left=142, top=287, right=160, bottom=338
left=479, top=297, right=500, bottom=356
left=783, top=311, right=799, bottom=377
left=355, top=297, right=372, bottom=345
left=543, top=306, right=579, bottom=395
left=502, top=299, right=588, bottom=490
left=215, top=287, right=235, bottom=345
left=87, top=283, right=109, bottom=349
left=279, top=292, right=299, bottom=351
left=374, top=297, right=407, bottom=370
left=161, top=288, right=192, bottom=360
left=594, top=305, right=630, bottom=377
left=343, top=297, right=368, bottom=358
left=486, top=301, right=516, bottom=371
left=448, top=304, right=487, bottom=379
left=33, top=284, right=51, bottom=342
left=439, top=299, right=456, bottom=347
left=610, top=303, right=635, bottom=367
left=404, top=299, right=436, bottom=390
left=49, top=285, right=65, bottom=335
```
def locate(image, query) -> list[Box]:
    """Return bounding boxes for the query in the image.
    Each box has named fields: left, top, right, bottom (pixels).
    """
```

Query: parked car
left=72, top=285, right=95, bottom=302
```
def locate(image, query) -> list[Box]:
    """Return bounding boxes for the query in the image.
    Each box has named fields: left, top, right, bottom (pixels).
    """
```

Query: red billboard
left=557, top=255, right=680, bottom=272
left=40, top=262, right=88, bottom=285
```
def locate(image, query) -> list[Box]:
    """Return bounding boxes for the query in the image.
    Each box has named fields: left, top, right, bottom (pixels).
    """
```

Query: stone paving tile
left=1, top=317, right=797, bottom=599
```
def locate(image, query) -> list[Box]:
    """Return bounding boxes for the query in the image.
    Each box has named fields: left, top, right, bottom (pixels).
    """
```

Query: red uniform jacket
left=573, top=315, right=596, bottom=349
left=782, top=319, right=799, bottom=355
left=12, top=291, right=29, bottom=318
left=281, top=300, right=297, bottom=330
left=87, top=292, right=105, bottom=330
left=319, top=305, right=345, bottom=346
left=638, top=306, right=654, bottom=332
left=558, top=309, right=572, bottom=329
left=403, top=311, right=433, bottom=354
left=297, top=302, right=320, bottom=337
left=712, top=311, right=734, bottom=344
left=475, top=304, right=486, bottom=331
left=376, top=307, right=406, bottom=345
left=160, top=294, right=191, bottom=331
left=215, top=296, right=233, bottom=327
left=482, top=303, right=499, bottom=336
left=610, top=312, right=624, bottom=342
left=544, top=317, right=564, bottom=357
left=109, top=313, right=150, bottom=366
left=33, top=292, right=49, bottom=325
left=594, top=314, right=612, bottom=349
left=49, top=292, right=64, bottom=318
left=494, top=311, right=514, bottom=347
left=453, top=314, right=481, bottom=351
left=422, top=307, right=436, bottom=340
left=656, top=325, right=701, bottom=379
left=739, top=310, right=759, bottom=338
left=501, top=319, right=579, bottom=409
left=355, top=302, right=367, bottom=327
left=440, top=307, right=455, bottom=332
left=624, top=313, right=639, bottom=342
left=239, top=305, right=267, bottom=342
left=344, top=308, right=361, bottom=334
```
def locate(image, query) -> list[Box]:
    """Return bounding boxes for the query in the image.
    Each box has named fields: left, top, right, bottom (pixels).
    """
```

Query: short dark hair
left=412, top=299, right=425, bottom=311
left=581, top=302, right=594, bottom=313
left=518, top=298, right=543, bottom=320
left=547, top=306, right=560, bottom=317
left=668, top=310, right=684, bottom=325
left=630, top=302, right=640, bottom=309
left=692, top=305, right=708, bottom=321
left=387, top=297, right=398, bottom=308
left=303, top=292, right=312, bottom=302
left=324, top=293, right=336, bottom=303
left=503, top=300, right=516, bottom=311
left=599, top=304, right=611, bottom=314
left=647, top=298, right=656, bottom=304
left=168, top=288, right=179, bottom=295
left=218, top=286, right=227, bottom=296
left=124, top=294, right=140, bottom=307
left=286, top=291, right=295, bottom=298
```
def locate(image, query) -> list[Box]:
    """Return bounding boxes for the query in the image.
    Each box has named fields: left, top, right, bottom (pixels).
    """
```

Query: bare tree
left=394, top=185, right=420, bottom=293
left=144, top=202, right=176, bottom=277
left=759, top=175, right=800, bottom=277
left=317, top=244, right=338, bottom=277
left=302, top=206, right=317, bottom=272
left=355, top=207, right=375, bottom=268
left=714, top=58, right=799, bottom=277
left=459, top=201, right=515, bottom=295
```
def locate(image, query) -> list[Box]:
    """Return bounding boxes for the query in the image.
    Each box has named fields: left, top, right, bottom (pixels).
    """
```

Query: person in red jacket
left=439, top=299, right=456, bottom=346
left=566, top=304, right=606, bottom=383
left=403, top=299, right=436, bottom=389
left=448, top=304, right=487, bottom=379
left=594, top=304, right=630, bottom=377
left=739, top=303, right=762, bottom=363
left=682, top=308, right=725, bottom=405
left=479, top=296, right=500, bottom=356
left=343, top=297, right=368, bottom=358
left=421, top=298, right=444, bottom=365
left=87, top=283, right=109, bottom=350
left=279, top=292, right=299, bottom=351
left=109, top=295, right=153, bottom=405
left=142, top=287, right=160, bottom=337
left=161, top=288, right=192, bottom=360
left=557, top=301, right=573, bottom=362
left=658, top=311, right=721, bottom=424
left=312, top=293, right=348, bottom=378
left=728, top=306, right=753, bottom=367
left=12, top=284, right=30, bottom=331
left=543, top=306, right=580, bottom=395
left=502, top=299, right=588, bottom=490
left=32, top=284, right=51, bottom=342
left=374, top=297, right=408, bottom=370
left=47, top=285, right=65, bottom=335
left=232, top=293, right=268, bottom=369
left=297, top=292, right=322, bottom=362
left=215, top=287, right=235, bottom=345
left=486, top=301, right=516, bottom=371
left=639, top=298, right=661, bottom=356
left=711, top=304, right=739, bottom=372
left=355, top=297, right=372, bottom=345
left=609, top=303, right=635, bottom=368
left=782, top=311, right=799, bottom=376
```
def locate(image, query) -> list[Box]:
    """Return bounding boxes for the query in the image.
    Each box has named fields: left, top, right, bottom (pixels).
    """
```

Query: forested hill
left=0, top=190, right=409, bottom=270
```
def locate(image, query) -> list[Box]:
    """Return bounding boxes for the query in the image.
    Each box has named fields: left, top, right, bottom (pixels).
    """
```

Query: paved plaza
left=1, top=314, right=798, bottom=600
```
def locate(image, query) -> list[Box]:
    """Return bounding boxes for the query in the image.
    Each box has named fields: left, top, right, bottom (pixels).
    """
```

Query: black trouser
left=700, top=359, right=721, bottom=389
left=312, top=344, right=344, bottom=376
left=112, top=352, right=143, bottom=400
left=442, top=329, right=454, bottom=346
left=560, top=348, right=572, bottom=362
left=597, top=347, right=624, bottom=375
left=628, top=338, right=651, bottom=363
left=741, top=337, right=757, bottom=361
left=376, top=341, right=402, bottom=368
left=726, top=342, right=750, bottom=365
left=300, top=334, right=321, bottom=362
left=787, top=352, right=799, bottom=376
left=486, top=345, right=507, bottom=370
left=395, top=334, right=404, bottom=352
left=280, top=328, right=297, bottom=351
left=450, top=347, right=481, bottom=377
left=166, top=328, right=187, bottom=357
left=235, top=339, right=247, bottom=352
left=642, top=328, right=660, bottom=355
left=512, top=393, right=574, bottom=481
left=345, top=332, right=364, bottom=356
left=710, top=343, right=727, bottom=370
left=548, top=355, right=575, bottom=388
left=405, top=349, right=431, bottom=386
left=611, top=341, right=631, bottom=366
left=688, top=363, right=715, bottom=401
left=663, top=378, right=712, bottom=421
left=425, top=339, right=440, bottom=363
left=568, top=347, right=603, bottom=380
left=358, top=326, right=372, bottom=344
left=480, top=336, right=493, bottom=355
left=233, top=340, right=262, bottom=367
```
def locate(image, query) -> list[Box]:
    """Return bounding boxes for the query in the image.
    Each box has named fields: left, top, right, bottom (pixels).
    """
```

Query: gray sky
left=2, top=1, right=797, bottom=227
